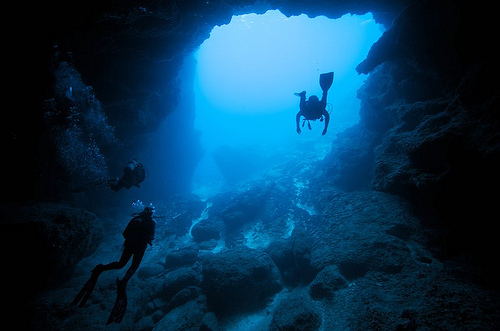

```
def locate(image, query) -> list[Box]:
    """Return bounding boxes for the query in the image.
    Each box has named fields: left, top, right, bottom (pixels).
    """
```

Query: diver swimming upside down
left=295, top=71, right=334, bottom=136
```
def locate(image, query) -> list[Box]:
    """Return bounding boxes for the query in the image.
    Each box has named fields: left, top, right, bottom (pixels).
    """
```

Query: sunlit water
left=191, top=10, right=383, bottom=195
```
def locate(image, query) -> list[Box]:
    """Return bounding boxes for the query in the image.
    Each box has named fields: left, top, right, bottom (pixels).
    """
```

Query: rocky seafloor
left=23, top=149, right=499, bottom=330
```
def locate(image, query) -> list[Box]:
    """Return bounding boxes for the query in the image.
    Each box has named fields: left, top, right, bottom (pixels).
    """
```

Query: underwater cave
left=191, top=10, right=383, bottom=194
left=3, top=0, right=499, bottom=330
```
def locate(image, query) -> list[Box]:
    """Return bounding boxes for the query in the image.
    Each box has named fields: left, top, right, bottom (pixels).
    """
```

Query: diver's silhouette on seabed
left=71, top=206, right=156, bottom=324
left=295, top=72, right=334, bottom=136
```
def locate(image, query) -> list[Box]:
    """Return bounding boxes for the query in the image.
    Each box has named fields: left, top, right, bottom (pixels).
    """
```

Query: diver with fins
left=71, top=206, right=156, bottom=324
left=70, top=158, right=147, bottom=193
left=295, top=71, right=334, bottom=135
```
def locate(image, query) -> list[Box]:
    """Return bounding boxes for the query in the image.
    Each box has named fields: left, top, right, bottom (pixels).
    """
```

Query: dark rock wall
left=1, top=203, right=103, bottom=311
left=352, top=0, right=499, bottom=265
left=298, top=0, right=499, bottom=271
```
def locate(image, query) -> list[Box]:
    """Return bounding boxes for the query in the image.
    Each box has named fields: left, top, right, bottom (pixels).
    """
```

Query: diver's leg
left=105, top=247, right=145, bottom=324
left=100, top=246, right=133, bottom=271
left=121, top=246, right=146, bottom=284
left=107, top=179, right=123, bottom=192
left=118, top=173, right=135, bottom=189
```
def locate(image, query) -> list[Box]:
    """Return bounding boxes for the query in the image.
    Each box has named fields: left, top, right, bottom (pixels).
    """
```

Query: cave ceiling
left=37, top=0, right=414, bottom=136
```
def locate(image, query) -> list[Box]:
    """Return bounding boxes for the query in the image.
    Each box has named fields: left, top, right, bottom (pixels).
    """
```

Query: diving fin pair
left=71, top=268, right=101, bottom=307
left=106, top=278, right=128, bottom=325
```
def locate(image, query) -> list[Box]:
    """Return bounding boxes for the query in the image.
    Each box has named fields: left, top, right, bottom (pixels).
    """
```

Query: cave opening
left=160, top=10, right=384, bottom=196
left=181, top=10, right=384, bottom=196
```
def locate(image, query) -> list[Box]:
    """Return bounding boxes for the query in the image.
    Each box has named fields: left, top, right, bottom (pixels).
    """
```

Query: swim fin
left=106, top=278, right=128, bottom=325
left=319, top=72, right=334, bottom=92
left=71, top=267, right=101, bottom=307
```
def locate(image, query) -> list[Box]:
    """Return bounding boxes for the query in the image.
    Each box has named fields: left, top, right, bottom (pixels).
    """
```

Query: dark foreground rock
left=153, top=295, right=208, bottom=331
left=270, top=292, right=322, bottom=331
left=309, top=265, right=348, bottom=300
left=1, top=203, right=103, bottom=307
left=191, top=217, right=222, bottom=243
left=201, top=247, right=283, bottom=316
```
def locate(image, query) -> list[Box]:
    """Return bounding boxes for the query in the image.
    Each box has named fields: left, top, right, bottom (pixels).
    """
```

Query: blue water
left=191, top=10, right=383, bottom=194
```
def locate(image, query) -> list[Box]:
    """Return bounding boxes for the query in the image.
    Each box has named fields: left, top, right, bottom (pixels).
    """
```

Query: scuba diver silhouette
left=107, top=158, right=146, bottom=192
left=70, top=158, right=147, bottom=193
left=71, top=206, right=156, bottom=324
left=295, top=72, right=334, bottom=135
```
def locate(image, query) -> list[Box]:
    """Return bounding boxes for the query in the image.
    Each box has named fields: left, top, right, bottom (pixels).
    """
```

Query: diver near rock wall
left=70, top=158, right=147, bottom=193
left=71, top=206, right=156, bottom=324
left=107, top=158, right=147, bottom=192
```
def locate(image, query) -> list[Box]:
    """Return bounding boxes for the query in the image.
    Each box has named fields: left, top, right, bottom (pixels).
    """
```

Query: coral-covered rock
left=290, top=228, right=321, bottom=284
left=209, top=183, right=271, bottom=232
left=266, top=238, right=294, bottom=273
left=160, top=194, right=207, bottom=237
left=198, top=239, right=218, bottom=251
left=164, top=243, right=200, bottom=269
left=200, top=312, right=219, bottom=331
left=271, top=292, right=322, bottom=331
left=305, top=190, right=418, bottom=277
left=191, top=217, right=223, bottom=243
left=201, top=247, right=282, bottom=315
left=153, top=295, right=208, bottom=331
left=309, top=265, right=348, bottom=300
left=158, top=265, right=202, bottom=303
left=165, top=286, right=202, bottom=312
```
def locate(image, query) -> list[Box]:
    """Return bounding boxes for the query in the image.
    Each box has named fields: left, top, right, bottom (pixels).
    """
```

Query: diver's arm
left=322, top=110, right=330, bottom=135
left=296, top=111, right=302, bottom=134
